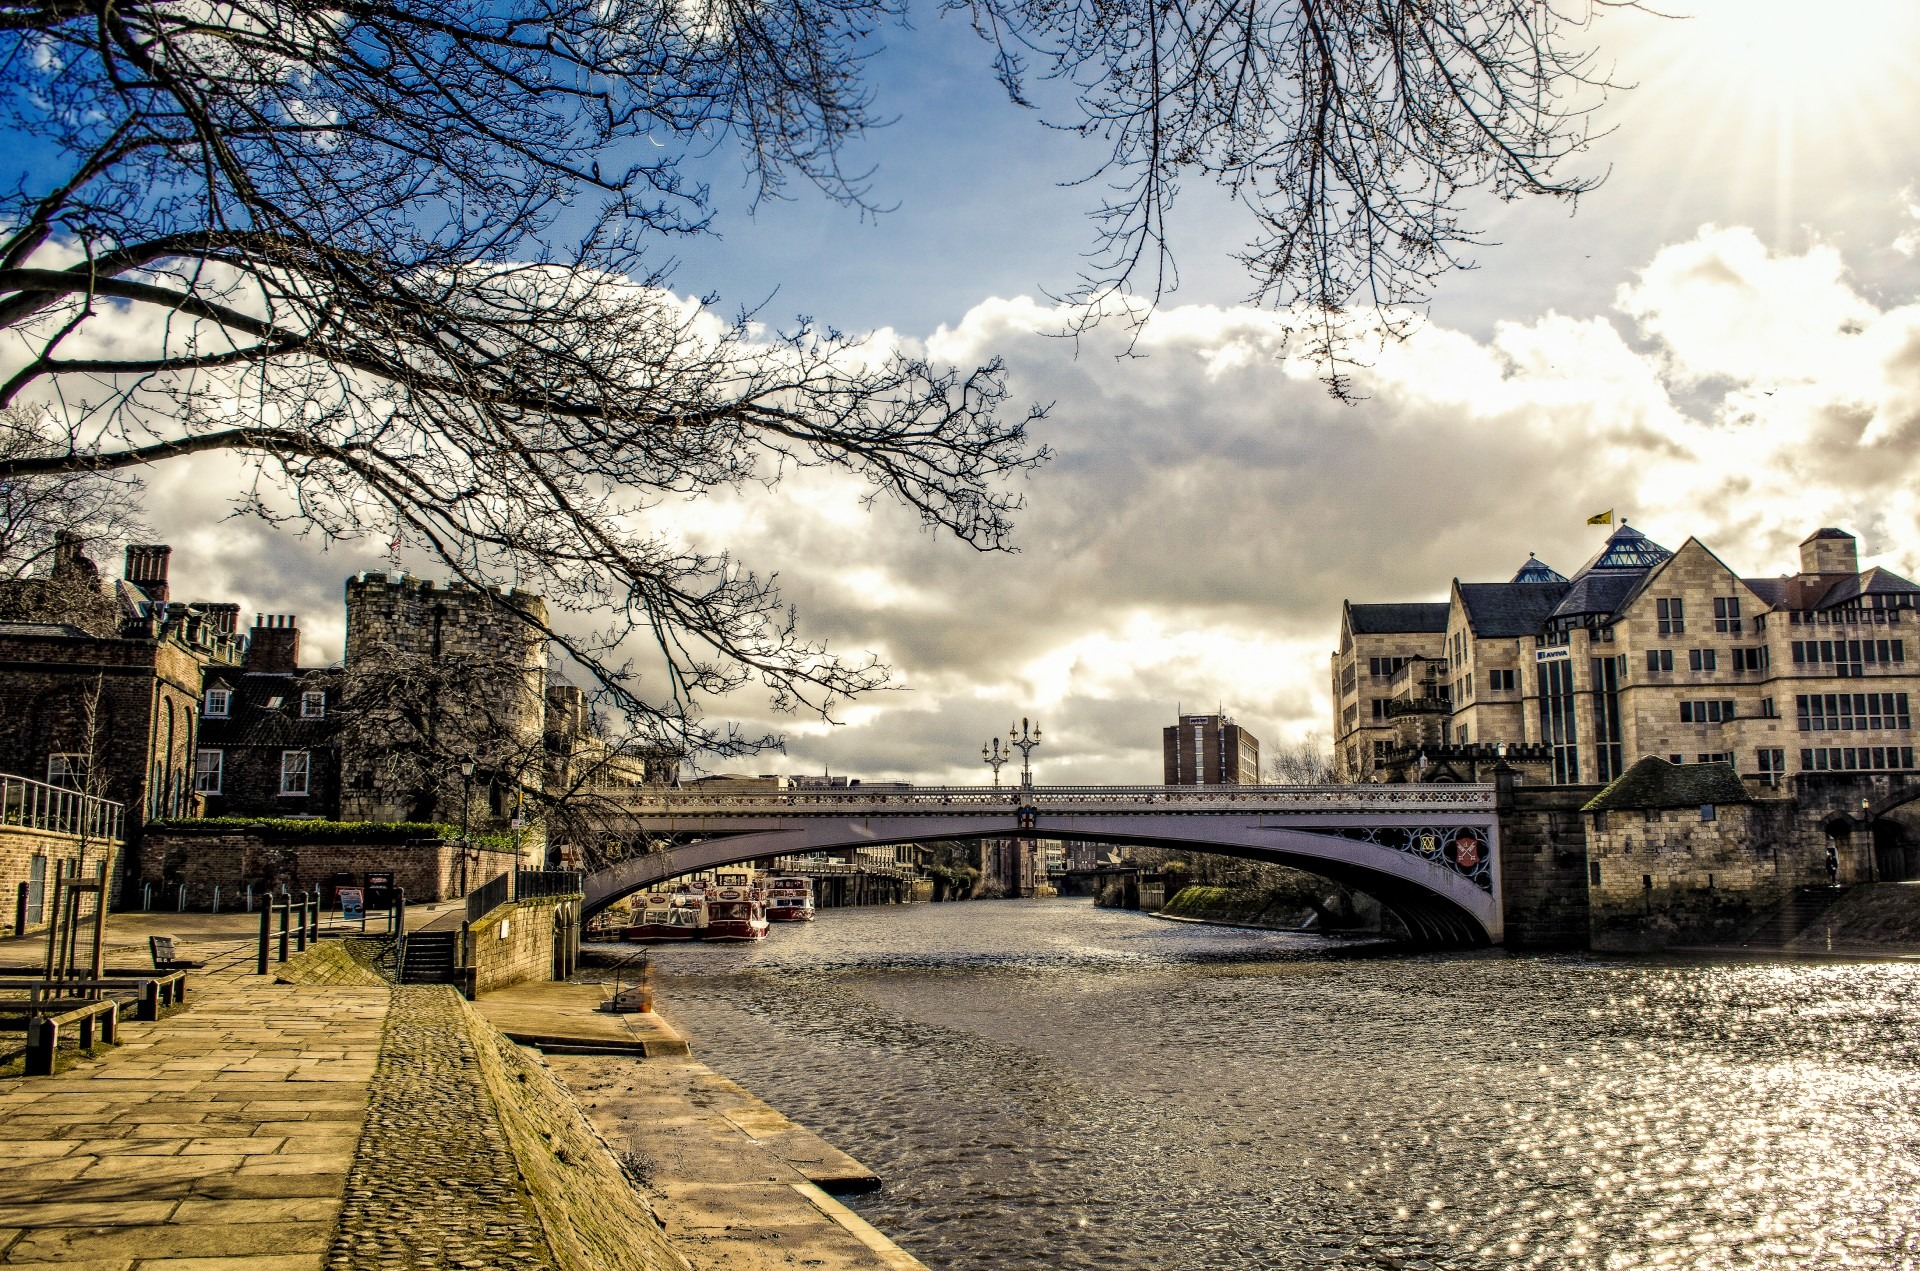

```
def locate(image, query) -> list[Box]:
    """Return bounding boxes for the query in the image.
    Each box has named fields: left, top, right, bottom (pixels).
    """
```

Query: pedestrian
left=1825, top=842, right=1840, bottom=888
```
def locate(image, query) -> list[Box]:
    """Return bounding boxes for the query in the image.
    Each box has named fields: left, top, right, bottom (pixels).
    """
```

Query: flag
left=1586, top=509, right=1613, bottom=526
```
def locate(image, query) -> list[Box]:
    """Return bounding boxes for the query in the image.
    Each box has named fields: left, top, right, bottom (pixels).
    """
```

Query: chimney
left=123, top=544, right=173, bottom=603
left=1800, top=528, right=1859, bottom=578
left=245, top=614, right=301, bottom=673
left=204, top=603, right=240, bottom=636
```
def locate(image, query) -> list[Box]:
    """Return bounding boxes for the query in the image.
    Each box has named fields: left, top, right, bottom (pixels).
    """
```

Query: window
left=280, top=750, right=311, bottom=796
left=1371, top=699, right=1386, bottom=721
left=301, top=691, right=326, bottom=720
left=1646, top=649, right=1674, bottom=673
left=46, top=754, right=87, bottom=789
left=194, top=749, right=224, bottom=795
left=1679, top=700, right=1736, bottom=723
left=1696, top=752, right=1732, bottom=765
left=1714, top=596, right=1743, bottom=634
left=1369, top=656, right=1408, bottom=678
left=1487, top=668, right=1517, bottom=692
left=1688, top=648, right=1718, bottom=672
left=1800, top=746, right=1917, bottom=772
left=1731, top=647, right=1767, bottom=671
left=1795, top=693, right=1912, bottom=732
left=1758, top=748, right=1787, bottom=775
left=203, top=688, right=230, bottom=718
left=1700, top=804, right=1717, bottom=822
left=1657, top=597, right=1685, bottom=635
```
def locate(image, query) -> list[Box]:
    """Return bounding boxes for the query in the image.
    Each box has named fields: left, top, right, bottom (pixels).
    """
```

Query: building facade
left=1162, top=713, right=1262, bottom=785
left=1336, top=525, right=1920, bottom=786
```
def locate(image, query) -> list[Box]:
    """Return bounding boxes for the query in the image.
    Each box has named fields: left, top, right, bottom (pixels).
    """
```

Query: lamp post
left=1009, top=718, right=1041, bottom=788
left=982, top=738, right=1009, bottom=787
left=459, top=757, right=476, bottom=895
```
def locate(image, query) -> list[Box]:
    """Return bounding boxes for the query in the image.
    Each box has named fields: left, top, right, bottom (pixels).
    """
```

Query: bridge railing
left=0, top=771, right=125, bottom=843
left=603, top=782, right=1496, bottom=813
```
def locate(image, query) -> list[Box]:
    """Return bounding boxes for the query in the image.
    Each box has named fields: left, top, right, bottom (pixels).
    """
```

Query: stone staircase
left=1745, top=886, right=1848, bottom=948
left=400, top=930, right=461, bottom=984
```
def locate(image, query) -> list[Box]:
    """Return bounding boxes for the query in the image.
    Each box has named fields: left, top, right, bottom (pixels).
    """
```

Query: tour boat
left=624, top=891, right=706, bottom=942
left=702, top=888, right=770, bottom=942
left=766, top=876, right=815, bottom=922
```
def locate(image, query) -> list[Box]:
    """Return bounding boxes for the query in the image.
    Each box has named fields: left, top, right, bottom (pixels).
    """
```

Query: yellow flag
left=1586, top=509, right=1613, bottom=526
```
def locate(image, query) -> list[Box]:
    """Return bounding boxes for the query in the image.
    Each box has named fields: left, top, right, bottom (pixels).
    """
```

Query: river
left=635, top=897, right=1920, bottom=1270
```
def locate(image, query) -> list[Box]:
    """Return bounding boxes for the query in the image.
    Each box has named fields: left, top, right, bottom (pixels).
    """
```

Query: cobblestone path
left=325, top=985, right=557, bottom=1270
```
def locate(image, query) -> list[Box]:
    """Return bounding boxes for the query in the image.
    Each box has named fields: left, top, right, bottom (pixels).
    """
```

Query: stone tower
left=338, top=573, right=551, bottom=834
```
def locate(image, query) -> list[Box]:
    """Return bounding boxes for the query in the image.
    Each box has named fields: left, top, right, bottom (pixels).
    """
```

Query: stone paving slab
left=0, top=972, right=386, bottom=1270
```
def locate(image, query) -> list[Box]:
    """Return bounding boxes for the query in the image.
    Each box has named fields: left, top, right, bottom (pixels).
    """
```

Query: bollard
left=277, top=899, right=290, bottom=963
left=177, top=883, right=187, bottom=912
left=13, top=882, right=25, bottom=938
left=257, top=903, right=271, bottom=975
left=294, top=892, right=308, bottom=953
left=394, top=888, right=406, bottom=939
left=212, top=885, right=220, bottom=916
left=309, top=891, right=320, bottom=943
left=142, top=883, right=152, bottom=912
left=246, top=883, right=254, bottom=913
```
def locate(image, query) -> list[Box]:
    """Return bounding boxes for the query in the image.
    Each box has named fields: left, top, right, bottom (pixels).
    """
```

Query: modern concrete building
left=1335, top=524, right=1920, bottom=786
left=1163, top=713, right=1262, bottom=785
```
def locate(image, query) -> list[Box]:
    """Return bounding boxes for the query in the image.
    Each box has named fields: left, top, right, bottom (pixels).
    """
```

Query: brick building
left=1330, top=602, right=1449, bottom=780
left=195, top=615, right=343, bottom=819
left=1335, top=524, right=1920, bottom=787
left=1162, top=712, right=1262, bottom=785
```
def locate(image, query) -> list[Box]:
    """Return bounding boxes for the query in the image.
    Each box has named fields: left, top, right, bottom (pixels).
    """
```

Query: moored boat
left=766, top=876, right=815, bottom=922
left=624, top=891, right=706, bottom=942
left=702, top=888, right=770, bottom=941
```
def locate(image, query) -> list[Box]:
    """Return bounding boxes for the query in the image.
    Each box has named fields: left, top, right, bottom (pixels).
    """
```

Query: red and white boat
left=624, top=891, right=706, bottom=942
left=702, top=888, right=770, bottom=942
left=766, top=876, right=815, bottom=922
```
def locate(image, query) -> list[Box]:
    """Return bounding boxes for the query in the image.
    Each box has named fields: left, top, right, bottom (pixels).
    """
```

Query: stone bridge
left=582, top=784, right=1504, bottom=946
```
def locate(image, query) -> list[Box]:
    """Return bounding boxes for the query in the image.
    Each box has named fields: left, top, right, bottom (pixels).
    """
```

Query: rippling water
left=624, top=898, right=1920, bottom=1270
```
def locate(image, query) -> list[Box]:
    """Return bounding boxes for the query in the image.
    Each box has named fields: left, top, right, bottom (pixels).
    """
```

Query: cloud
left=43, top=223, right=1920, bottom=785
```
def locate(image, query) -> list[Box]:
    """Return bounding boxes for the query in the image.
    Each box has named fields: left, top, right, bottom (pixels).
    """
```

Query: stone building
left=195, top=615, right=343, bottom=820
left=1335, top=524, right=1920, bottom=789
left=0, top=542, right=245, bottom=909
left=1162, top=712, right=1262, bottom=785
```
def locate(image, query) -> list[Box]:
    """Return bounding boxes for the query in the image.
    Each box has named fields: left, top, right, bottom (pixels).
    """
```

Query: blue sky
left=43, top=0, right=1920, bottom=784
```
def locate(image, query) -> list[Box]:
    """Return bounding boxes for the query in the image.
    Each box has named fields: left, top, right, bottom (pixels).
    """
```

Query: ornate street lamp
left=1009, top=718, right=1042, bottom=788
left=459, top=756, right=476, bottom=895
left=982, top=738, right=1009, bottom=786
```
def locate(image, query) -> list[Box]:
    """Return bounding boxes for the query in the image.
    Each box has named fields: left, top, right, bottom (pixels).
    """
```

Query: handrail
left=603, top=782, right=1496, bottom=813
left=0, top=772, right=125, bottom=842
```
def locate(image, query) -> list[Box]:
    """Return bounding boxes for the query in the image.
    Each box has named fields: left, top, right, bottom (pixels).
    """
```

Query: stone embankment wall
left=139, top=827, right=521, bottom=906
left=458, top=993, right=690, bottom=1271
left=1496, top=784, right=1598, bottom=950
left=0, top=825, right=120, bottom=936
left=465, top=895, right=580, bottom=996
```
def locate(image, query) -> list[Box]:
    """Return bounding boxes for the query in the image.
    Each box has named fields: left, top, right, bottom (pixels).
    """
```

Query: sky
left=58, top=0, right=1920, bottom=784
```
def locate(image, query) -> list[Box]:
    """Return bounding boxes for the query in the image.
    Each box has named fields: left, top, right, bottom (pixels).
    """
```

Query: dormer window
left=264, top=695, right=284, bottom=710
left=203, top=688, right=230, bottom=718
left=301, top=691, right=326, bottom=720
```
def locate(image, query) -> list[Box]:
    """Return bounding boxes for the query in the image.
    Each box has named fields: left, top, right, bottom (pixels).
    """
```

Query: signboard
left=339, top=887, right=364, bottom=922
left=1535, top=647, right=1572, bottom=662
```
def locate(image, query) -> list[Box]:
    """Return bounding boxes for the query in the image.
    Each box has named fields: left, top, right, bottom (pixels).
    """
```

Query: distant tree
left=1268, top=732, right=1336, bottom=785
left=0, top=404, right=147, bottom=583
left=0, top=0, right=1623, bottom=750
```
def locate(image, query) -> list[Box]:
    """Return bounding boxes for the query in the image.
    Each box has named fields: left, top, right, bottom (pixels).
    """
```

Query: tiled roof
left=0, top=621, right=92, bottom=638
left=197, top=672, right=336, bottom=748
left=1815, top=566, right=1920, bottom=608
left=1742, top=577, right=1790, bottom=606
left=1804, top=527, right=1855, bottom=542
left=1348, top=602, right=1450, bottom=634
left=1583, top=757, right=1750, bottom=812
left=1457, top=582, right=1570, bottom=637
left=1550, top=572, right=1643, bottom=622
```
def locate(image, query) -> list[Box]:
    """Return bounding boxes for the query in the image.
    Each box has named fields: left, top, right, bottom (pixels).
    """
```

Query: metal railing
left=515, top=869, right=584, bottom=901
left=0, top=772, right=125, bottom=842
left=605, top=782, right=1497, bottom=814
left=466, top=872, right=510, bottom=923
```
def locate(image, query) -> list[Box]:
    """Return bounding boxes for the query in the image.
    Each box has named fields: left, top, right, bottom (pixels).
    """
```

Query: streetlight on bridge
left=1009, top=718, right=1041, bottom=788
left=982, top=738, right=1010, bottom=786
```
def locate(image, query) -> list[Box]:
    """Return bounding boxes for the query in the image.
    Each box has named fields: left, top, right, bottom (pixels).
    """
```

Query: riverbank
left=0, top=916, right=924, bottom=1271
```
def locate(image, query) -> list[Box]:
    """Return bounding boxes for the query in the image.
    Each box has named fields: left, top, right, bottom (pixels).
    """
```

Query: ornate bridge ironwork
left=581, top=783, right=1504, bottom=947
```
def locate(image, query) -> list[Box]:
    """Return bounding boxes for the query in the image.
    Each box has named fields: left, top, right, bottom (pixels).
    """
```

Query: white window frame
left=194, top=749, right=224, bottom=795
left=46, top=753, right=88, bottom=789
left=203, top=688, right=231, bottom=718
left=300, top=690, right=326, bottom=720
left=279, top=750, right=311, bottom=796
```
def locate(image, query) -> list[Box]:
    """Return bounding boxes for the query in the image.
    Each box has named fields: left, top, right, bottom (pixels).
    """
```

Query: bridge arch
left=582, top=814, right=1499, bottom=947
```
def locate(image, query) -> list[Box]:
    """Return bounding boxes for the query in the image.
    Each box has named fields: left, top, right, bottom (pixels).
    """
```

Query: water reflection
left=625, top=898, right=1920, bottom=1270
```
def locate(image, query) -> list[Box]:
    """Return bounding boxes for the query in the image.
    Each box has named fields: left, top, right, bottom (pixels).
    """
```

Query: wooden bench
left=19, top=972, right=188, bottom=1021
left=0, top=998, right=119, bottom=1075
left=149, top=936, right=205, bottom=971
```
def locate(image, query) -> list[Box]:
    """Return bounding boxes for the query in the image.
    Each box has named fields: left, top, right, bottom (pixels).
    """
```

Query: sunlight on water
left=615, top=899, right=1920, bottom=1270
